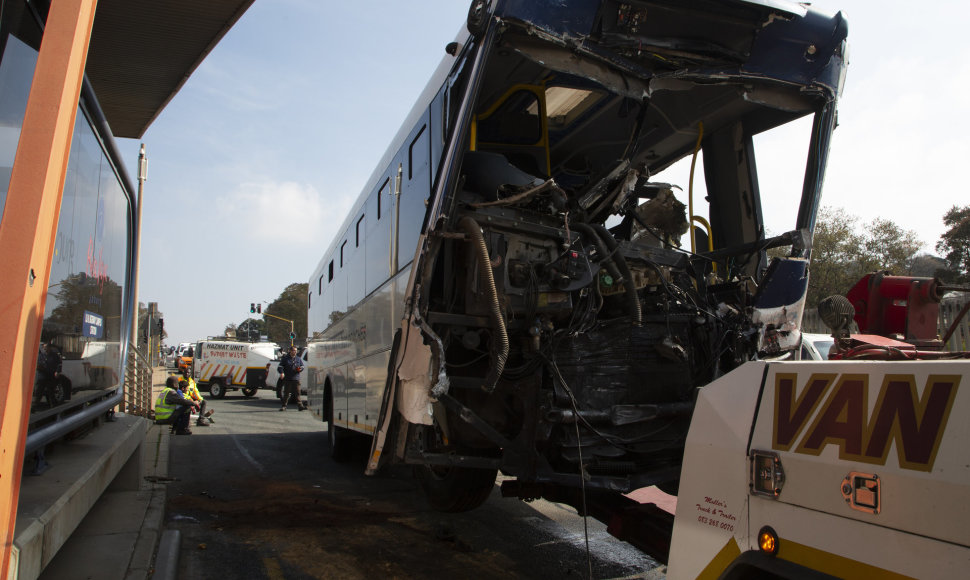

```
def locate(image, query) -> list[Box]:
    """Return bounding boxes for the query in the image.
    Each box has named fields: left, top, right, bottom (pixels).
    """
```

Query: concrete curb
left=123, top=479, right=168, bottom=580
left=127, top=370, right=178, bottom=579
left=153, top=530, right=181, bottom=580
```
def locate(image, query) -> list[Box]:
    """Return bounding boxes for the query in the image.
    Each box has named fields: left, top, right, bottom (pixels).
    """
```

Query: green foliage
left=807, top=207, right=922, bottom=308
left=233, top=318, right=265, bottom=341
left=262, top=283, right=309, bottom=346
left=935, top=205, right=970, bottom=284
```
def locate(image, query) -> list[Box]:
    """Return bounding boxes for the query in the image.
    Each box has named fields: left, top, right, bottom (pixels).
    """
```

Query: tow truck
left=585, top=273, right=970, bottom=578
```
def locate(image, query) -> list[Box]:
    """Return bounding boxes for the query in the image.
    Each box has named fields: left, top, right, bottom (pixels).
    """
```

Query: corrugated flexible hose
left=459, top=216, right=509, bottom=393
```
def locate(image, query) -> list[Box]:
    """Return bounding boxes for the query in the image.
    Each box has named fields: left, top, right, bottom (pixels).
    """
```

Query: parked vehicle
left=176, top=345, right=194, bottom=376
left=173, top=342, right=192, bottom=369
left=191, top=340, right=278, bottom=398
left=162, top=345, right=176, bottom=368
left=799, top=333, right=835, bottom=360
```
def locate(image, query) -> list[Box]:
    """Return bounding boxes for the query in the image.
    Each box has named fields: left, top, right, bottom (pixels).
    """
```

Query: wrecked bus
left=305, top=0, right=848, bottom=517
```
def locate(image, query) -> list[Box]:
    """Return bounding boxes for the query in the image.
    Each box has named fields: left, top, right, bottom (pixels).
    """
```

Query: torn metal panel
left=395, top=319, right=434, bottom=427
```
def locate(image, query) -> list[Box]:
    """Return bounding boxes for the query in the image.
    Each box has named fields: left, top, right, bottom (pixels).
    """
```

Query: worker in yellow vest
left=180, top=371, right=214, bottom=427
left=154, top=376, right=198, bottom=435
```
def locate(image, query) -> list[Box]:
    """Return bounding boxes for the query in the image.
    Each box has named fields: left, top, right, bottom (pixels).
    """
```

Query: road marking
left=230, top=432, right=265, bottom=474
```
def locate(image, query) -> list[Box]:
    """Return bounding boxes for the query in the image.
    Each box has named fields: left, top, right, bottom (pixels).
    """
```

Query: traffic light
left=257, top=304, right=262, bottom=313
left=250, top=303, right=255, bottom=313
left=289, top=332, right=296, bottom=340
left=158, top=318, right=164, bottom=333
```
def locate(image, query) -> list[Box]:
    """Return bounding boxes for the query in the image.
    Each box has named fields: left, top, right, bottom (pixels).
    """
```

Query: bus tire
left=327, top=389, right=351, bottom=463
left=242, top=387, right=258, bottom=397
left=209, top=379, right=226, bottom=399
left=416, top=463, right=498, bottom=513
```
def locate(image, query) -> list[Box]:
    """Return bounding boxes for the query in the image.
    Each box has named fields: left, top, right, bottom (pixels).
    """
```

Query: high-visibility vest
left=185, top=378, right=203, bottom=402
left=155, top=387, right=176, bottom=421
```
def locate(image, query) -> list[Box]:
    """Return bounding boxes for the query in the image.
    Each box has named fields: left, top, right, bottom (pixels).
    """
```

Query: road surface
left=162, top=390, right=664, bottom=579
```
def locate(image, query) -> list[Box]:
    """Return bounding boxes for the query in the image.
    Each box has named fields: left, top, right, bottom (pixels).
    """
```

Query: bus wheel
left=414, top=419, right=497, bottom=512
left=327, top=390, right=351, bottom=463
left=242, top=387, right=258, bottom=397
left=209, top=379, right=226, bottom=399
left=416, top=463, right=497, bottom=513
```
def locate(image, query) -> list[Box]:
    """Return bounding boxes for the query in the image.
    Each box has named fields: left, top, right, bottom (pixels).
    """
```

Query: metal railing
left=941, top=298, right=970, bottom=351
left=124, top=343, right=154, bottom=417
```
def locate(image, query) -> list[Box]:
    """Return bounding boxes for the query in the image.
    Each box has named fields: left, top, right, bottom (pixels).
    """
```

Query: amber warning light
left=758, top=526, right=779, bottom=556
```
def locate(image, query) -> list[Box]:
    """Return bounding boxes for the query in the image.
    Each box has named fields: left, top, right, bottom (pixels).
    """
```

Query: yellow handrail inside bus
left=472, top=83, right=551, bottom=175
left=691, top=215, right=717, bottom=275
left=688, top=121, right=704, bottom=254
left=691, top=215, right=714, bottom=253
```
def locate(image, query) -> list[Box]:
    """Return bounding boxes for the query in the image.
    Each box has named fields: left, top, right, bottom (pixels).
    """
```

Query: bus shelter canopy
left=85, top=0, right=254, bottom=138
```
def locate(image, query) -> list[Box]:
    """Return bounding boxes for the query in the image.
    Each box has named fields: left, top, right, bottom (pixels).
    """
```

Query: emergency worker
left=180, top=370, right=214, bottom=426
left=278, top=345, right=306, bottom=411
left=155, top=375, right=198, bottom=435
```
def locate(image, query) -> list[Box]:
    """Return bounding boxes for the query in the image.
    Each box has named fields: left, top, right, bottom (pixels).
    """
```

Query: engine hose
left=591, top=223, right=642, bottom=324
left=459, top=217, right=509, bottom=393
left=572, top=223, right=624, bottom=287
left=577, top=223, right=642, bottom=325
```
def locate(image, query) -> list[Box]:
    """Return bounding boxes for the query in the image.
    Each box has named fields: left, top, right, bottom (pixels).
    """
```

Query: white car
left=800, top=333, right=835, bottom=360
left=162, top=346, right=176, bottom=368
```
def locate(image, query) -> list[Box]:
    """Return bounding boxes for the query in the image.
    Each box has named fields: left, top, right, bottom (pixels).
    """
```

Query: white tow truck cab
left=665, top=275, right=970, bottom=579
left=668, top=360, right=967, bottom=579
left=191, top=340, right=278, bottom=398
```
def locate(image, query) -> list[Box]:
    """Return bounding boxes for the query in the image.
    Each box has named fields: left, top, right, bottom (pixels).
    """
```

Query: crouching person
left=180, top=372, right=214, bottom=426
left=155, top=376, right=199, bottom=435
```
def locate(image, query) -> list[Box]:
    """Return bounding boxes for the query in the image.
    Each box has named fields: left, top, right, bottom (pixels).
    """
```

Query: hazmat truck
left=191, top=340, right=278, bottom=398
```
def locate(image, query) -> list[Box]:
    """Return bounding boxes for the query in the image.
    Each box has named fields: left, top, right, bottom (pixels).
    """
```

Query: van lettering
left=773, top=373, right=959, bottom=471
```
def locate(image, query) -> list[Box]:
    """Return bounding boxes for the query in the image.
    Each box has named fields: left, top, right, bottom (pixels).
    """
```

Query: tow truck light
left=758, top=526, right=779, bottom=556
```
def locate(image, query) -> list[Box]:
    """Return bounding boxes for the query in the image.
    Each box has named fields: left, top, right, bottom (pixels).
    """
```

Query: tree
left=806, top=207, right=863, bottom=308
left=236, top=318, right=265, bottom=342
left=806, top=207, right=923, bottom=307
left=936, top=205, right=970, bottom=284
left=262, top=283, right=308, bottom=346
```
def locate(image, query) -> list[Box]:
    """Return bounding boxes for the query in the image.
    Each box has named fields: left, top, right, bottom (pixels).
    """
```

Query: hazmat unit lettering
left=205, top=344, right=248, bottom=359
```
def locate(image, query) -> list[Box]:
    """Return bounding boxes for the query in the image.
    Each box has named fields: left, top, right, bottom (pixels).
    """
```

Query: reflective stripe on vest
left=155, top=387, right=176, bottom=421
left=186, top=379, right=203, bottom=401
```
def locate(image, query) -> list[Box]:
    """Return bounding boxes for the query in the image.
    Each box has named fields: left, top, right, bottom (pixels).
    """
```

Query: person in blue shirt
left=278, top=345, right=306, bottom=411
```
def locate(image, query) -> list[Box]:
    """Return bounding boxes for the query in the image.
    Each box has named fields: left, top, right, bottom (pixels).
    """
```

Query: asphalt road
left=163, top=390, right=664, bottom=579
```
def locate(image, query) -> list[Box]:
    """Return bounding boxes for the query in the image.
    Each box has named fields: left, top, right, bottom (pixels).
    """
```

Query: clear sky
left=114, top=0, right=969, bottom=347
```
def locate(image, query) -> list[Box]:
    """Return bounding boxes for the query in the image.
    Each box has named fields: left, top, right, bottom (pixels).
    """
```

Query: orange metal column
left=0, top=0, right=99, bottom=575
